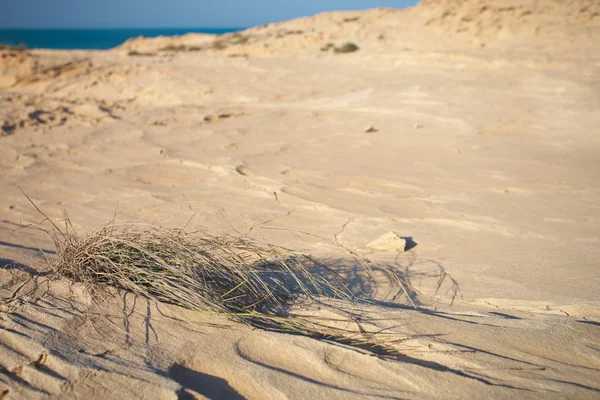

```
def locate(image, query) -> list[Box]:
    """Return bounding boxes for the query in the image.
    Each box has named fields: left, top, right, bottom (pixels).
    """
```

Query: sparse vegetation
left=0, top=43, right=27, bottom=52
left=230, top=33, right=250, bottom=45
left=334, top=42, right=360, bottom=54
left=212, top=40, right=228, bottom=50
left=321, top=42, right=360, bottom=54
left=276, top=29, right=304, bottom=38
left=50, top=221, right=348, bottom=319
left=212, top=33, right=252, bottom=51
left=160, top=44, right=188, bottom=52
left=158, top=44, right=204, bottom=53
left=14, top=188, right=424, bottom=359
left=128, top=50, right=155, bottom=57
left=40, top=218, right=408, bottom=355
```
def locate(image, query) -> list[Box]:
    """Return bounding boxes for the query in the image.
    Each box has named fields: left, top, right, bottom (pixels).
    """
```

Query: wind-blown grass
left=17, top=190, right=418, bottom=358
left=52, top=221, right=353, bottom=321
left=42, top=217, right=409, bottom=357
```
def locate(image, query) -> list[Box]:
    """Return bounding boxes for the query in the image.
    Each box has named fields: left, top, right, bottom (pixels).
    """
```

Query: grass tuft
left=17, top=189, right=424, bottom=359
left=48, top=220, right=368, bottom=335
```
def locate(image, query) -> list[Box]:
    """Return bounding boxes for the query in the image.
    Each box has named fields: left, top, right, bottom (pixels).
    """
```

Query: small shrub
left=14, top=190, right=435, bottom=360
left=334, top=42, right=360, bottom=54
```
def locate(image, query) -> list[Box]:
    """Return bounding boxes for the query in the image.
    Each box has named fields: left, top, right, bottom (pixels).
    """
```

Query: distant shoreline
left=0, top=27, right=245, bottom=50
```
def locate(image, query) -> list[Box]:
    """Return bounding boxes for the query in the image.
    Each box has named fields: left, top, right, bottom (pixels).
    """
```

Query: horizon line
left=0, top=26, right=248, bottom=30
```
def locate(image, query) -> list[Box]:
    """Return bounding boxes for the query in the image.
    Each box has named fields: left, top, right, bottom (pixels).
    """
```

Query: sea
left=0, top=28, right=244, bottom=50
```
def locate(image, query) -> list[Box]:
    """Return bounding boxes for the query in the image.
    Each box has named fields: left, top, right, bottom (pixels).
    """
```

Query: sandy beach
left=1, top=1, right=600, bottom=398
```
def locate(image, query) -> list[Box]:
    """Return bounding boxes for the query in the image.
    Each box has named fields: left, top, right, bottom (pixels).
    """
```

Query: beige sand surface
left=1, top=0, right=599, bottom=398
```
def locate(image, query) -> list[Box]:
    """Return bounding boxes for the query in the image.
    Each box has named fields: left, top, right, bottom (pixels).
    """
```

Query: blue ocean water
left=0, top=28, right=244, bottom=50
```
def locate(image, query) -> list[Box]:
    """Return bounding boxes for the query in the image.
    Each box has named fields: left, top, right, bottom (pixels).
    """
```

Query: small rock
left=414, top=124, right=424, bottom=129
left=235, top=165, right=253, bottom=176
left=367, top=232, right=407, bottom=252
left=364, top=125, right=377, bottom=133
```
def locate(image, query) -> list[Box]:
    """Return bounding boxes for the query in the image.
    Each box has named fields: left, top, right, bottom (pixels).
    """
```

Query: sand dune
left=1, top=0, right=599, bottom=398
left=116, top=0, right=600, bottom=56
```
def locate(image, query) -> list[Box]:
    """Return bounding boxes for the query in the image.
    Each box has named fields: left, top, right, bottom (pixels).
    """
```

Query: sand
left=1, top=0, right=599, bottom=398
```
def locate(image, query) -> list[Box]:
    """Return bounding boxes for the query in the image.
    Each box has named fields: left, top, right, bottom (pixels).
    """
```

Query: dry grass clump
left=42, top=218, right=420, bottom=357
left=18, top=190, right=413, bottom=357
left=51, top=220, right=353, bottom=326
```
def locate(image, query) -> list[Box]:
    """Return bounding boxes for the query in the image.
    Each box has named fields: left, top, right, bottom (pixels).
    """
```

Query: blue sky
left=0, top=0, right=419, bottom=28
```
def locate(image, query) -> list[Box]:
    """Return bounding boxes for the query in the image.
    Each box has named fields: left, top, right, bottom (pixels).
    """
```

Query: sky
left=0, top=0, right=419, bottom=29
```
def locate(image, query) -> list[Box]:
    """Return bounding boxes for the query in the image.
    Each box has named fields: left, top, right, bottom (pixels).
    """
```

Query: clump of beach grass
left=50, top=220, right=353, bottom=324
left=18, top=190, right=417, bottom=358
